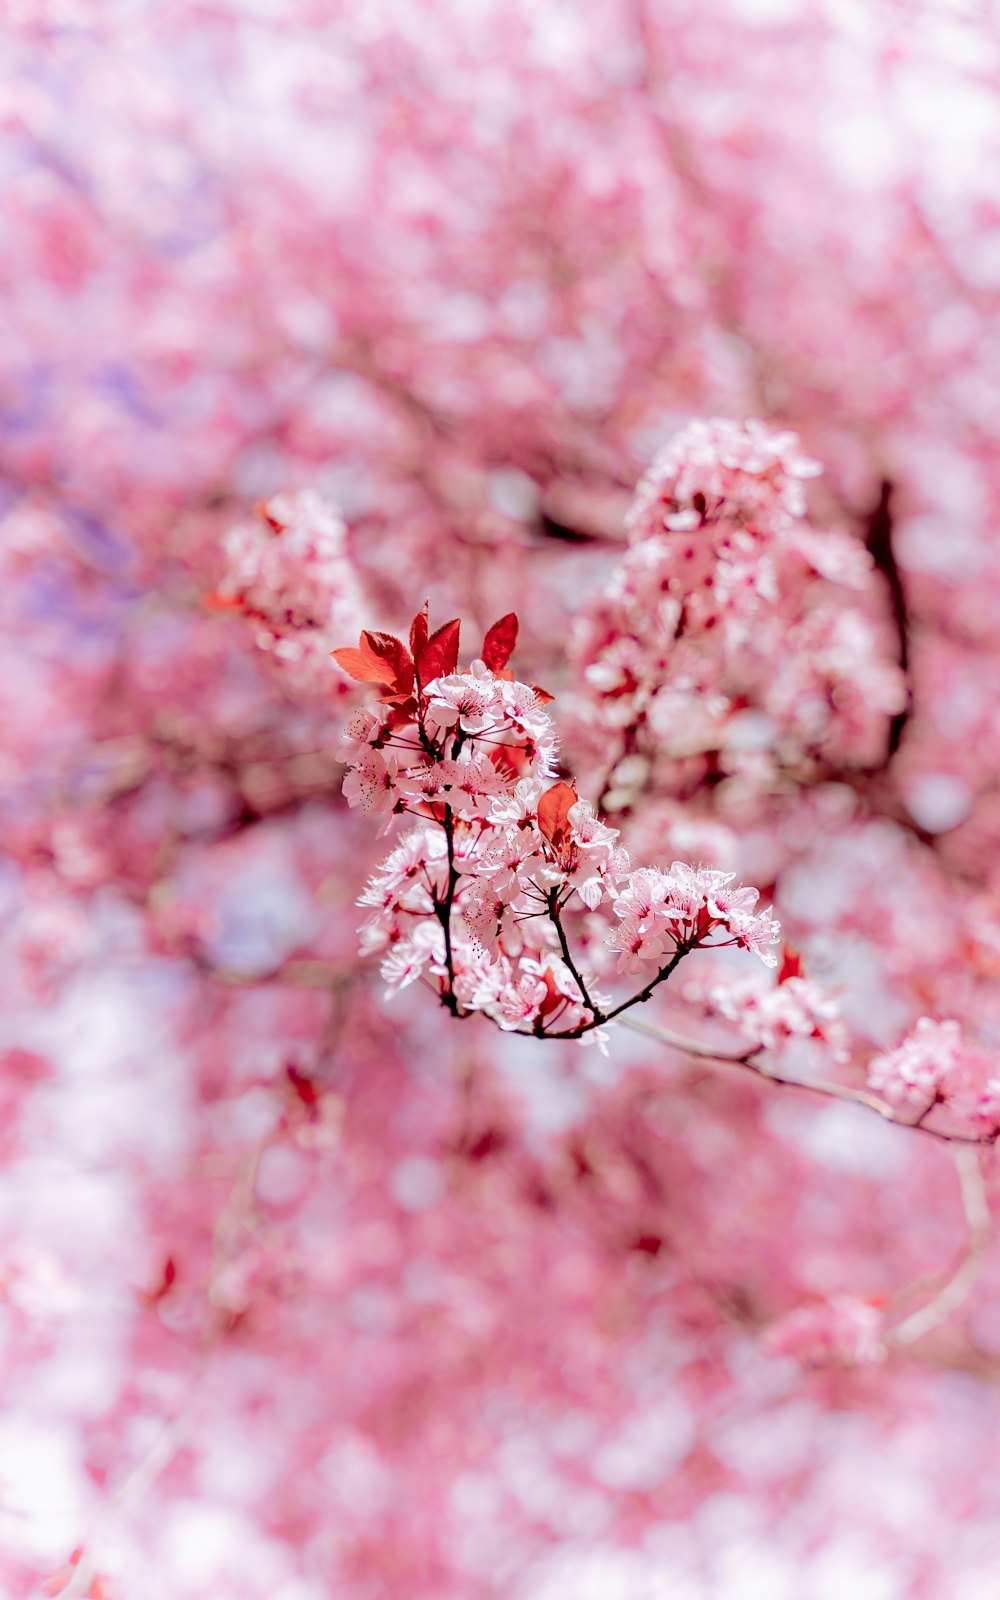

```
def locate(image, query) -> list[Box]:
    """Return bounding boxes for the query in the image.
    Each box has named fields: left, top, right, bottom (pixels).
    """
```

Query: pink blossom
left=423, top=673, right=501, bottom=735
left=573, top=422, right=907, bottom=801
left=685, top=968, right=849, bottom=1059
left=726, top=904, right=782, bottom=967
left=380, top=922, right=446, bottom=992
left=471, top=827, right=538, bottom=902
left=338, top=707, right=389, bottom=762
left=607, top=861, right=780, bottom=967
left=12, top=10, right=1000, bottom=1590
left=606, top=916, right=669, bottom=975
left=867, top=1018, right=965, bottom=1112
left=219, top=491, right=362, bottom=695
left=436, top=752, right=513, bottom=817
left=488, top=776, right=547, bottom=827
left=342, top=748, right=399, bottom=816
left=611, top=867, right=671, bottom=924
left=627, top=418, right=823, bottom=542
left=459, top=880, right=505, bottom=956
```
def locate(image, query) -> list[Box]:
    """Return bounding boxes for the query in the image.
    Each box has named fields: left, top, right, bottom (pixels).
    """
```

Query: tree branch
left=864, top=477, right=911, bottom=758
left=49, top=1416, right=189, bottom=1600
left=619, top=1016, right=1000, bottom=1147
left=435, top=803, right=462, bottom=1015
left=547, top=888, right=599, bottom=1016
left=887, top=1147, right=992, bottom=1347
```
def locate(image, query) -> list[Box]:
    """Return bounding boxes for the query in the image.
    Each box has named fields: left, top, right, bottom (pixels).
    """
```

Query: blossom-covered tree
left=5, top=2, right=1000, bottom=1596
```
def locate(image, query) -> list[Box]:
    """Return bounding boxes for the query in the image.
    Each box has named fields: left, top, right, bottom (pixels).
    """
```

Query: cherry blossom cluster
left=9, top=1, right=1000, bottom=1586
left=572, top=418, right=907, bottom=806
left=682, top=947, right=849, bottom=1061
left=627, top=416, right=824, bottom=534
left=867, top=1016, right=1000, bottom=1130
left=213, top=490, right=362, bottom=695
left=335, top=606, right=780, bottom=1043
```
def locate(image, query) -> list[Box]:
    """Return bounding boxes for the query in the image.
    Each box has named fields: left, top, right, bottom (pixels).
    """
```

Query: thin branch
left=547, top=888, right=599, bottom=1015
left=887, top=1147, right=992, bottom=1348
left=194, top=957, right=348, bottom=989
left=541, top=946, right=689, bottom=1039
left=620, top=1014, right=761, bottom=1062
left=43, top=1416, right=188, bottom=1600
left=619, top=1017, right=1000, bottom=1147
left=436, top=804, right=461, bottom=1016
left=537, top=510, right=607, bottom=545
left=864, top=477, right=911, bottom=757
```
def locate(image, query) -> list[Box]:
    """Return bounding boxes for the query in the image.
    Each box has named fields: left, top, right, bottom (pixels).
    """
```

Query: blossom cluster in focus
left=335, top=604, right=780, bottom=1042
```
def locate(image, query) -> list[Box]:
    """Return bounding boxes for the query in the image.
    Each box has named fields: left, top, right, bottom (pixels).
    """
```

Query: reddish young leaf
left=418, top=617, right=461, bottom=682
left=140, top=1256, right=178, bottom=1310
left=537, top=967, right=565, bottom=1019
left=482, top=612, right=518, bottom=671
left=332, top=630, right=415, bottom=693
left=531, top=683, right=555, bottom=705
left=537, top=781, right=579, bottom=851
left=360, top=630, right=414, bottom=695
left=253, top=498, right=285, bottom=534
left=777, top=944, right=804, bottom=985
left=203, top=590, right=245, bottom=613
left=331, top=645, right=397, bottom=686
left=286, top=1063, right=320, bottom=1117
left=410, top=600, right=429, bottom=661
left=488, top=743, right=521, bottom=779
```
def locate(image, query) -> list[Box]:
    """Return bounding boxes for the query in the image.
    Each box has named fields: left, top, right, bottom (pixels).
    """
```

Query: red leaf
left=286, top=1063, right=320, bottom=1116
left=418, top=617, right=461, bottom=683
left=777, top=945, right=803, bottom=985
left=538, top=967, right=565, bottom=1019
left=157, top=1257, right=176, bottom=1296
left=537, top=781, right=578, bottom=850
left=410, top=600, right=429, bottom=661
left=253, top=498, right=284, bottom=533
left=331, top=645, right=396, bottom=686
left=331, top=630, right=414, bottom=693
left=489, top=744, right=524, bottom=781
left=361, top=630, right=414, bottom=695
left=531, top=683, right=555, bottom=705
left=482, top=612, right=518, bottom=671
left=139, top=1255, right=177, bottom=1311
left=203, top=590, right=245, bottom=613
